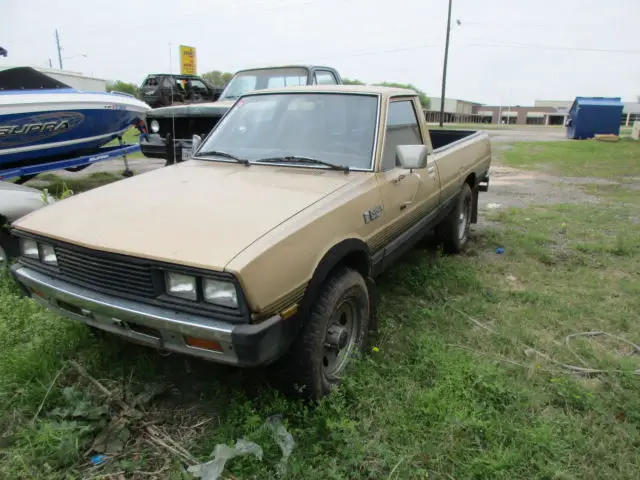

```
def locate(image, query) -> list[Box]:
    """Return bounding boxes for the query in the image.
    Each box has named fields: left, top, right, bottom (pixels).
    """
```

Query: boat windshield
left=0, top=67, right=71, bottom=91
left=218, top=67, right=309, bottom=101
left=196, top=92, right=379, bottom=171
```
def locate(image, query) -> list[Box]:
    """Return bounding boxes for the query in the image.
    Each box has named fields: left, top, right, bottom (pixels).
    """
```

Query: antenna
left=55, top=29, right=63, bottom=69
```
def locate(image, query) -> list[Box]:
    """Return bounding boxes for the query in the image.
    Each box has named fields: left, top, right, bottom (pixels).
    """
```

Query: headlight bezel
left=20, top=238, right=40, bottom=259
left=203, top=278, right=239, bottom=309
left=14, top=232, right=249, bottom=321
left=39, top=243, right=58, bottom=266
left=162, top=270, right=241, bottom=310
left=165, top=271, right=198, bottom=301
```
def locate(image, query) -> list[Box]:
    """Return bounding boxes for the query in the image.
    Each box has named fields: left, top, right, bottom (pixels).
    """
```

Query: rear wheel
left=284, top=268, right=370, bottom=400
left=437, top=182, right=473, bottom=254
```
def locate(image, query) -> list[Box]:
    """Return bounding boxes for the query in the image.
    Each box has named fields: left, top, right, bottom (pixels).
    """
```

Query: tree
left=342, top=77, right=365, bottom=85
left=202, top=70, right=234, bottom=87
left=106, top=80, right=139, bottom=97
left=373, top=82, right=430, bottom=109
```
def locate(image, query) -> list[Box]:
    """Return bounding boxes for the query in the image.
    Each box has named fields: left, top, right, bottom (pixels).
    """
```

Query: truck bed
left=429, top=129, right=478, bottom=151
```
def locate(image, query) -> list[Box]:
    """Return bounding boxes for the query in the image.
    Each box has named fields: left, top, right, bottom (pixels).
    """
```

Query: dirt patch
left=479, top=164, right=605, bottom=211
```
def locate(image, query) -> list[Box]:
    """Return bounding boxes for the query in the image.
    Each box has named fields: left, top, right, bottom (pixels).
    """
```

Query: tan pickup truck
left=9, top=85, right=491, bottom=399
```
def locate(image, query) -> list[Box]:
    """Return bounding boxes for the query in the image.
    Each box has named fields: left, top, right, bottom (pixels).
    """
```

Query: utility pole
left=55, top=29, right=63, bottom=70
left=439, top=0, right=453, bottom=127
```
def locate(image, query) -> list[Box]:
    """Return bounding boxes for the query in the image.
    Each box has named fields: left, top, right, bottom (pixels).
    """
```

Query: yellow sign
left=179, top=45, right=197, bottom=75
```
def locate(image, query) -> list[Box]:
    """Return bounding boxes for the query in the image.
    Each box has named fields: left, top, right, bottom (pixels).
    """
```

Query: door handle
left=392, top=174, right=406, bottom=184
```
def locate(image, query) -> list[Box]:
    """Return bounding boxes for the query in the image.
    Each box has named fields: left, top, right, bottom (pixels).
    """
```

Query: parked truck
left=9, top=85, right=491, bottom=399
left=140, top=65, right=342, bottom=165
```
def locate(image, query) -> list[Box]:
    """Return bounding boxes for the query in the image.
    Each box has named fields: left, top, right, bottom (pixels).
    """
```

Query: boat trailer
left=0, top=137, right=140, bottom=183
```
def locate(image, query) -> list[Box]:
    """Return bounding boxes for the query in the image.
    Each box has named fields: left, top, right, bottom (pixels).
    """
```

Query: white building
left=3, top=65, right=107, bottom=92
left=35, top=67, right=107, bottom=92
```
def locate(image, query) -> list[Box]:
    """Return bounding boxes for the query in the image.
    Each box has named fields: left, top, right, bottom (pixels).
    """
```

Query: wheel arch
left=298, top=238, right=371, bottom=319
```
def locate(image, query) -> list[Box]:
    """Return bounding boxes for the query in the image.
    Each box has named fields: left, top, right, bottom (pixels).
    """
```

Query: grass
left=502, top=138, right=640, bottom=179
left=33, top=171, right=124, bottom=196
left=1, top=149, right=640, bottom=478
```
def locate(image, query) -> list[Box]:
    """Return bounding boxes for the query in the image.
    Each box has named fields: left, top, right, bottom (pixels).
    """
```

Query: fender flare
left=282, top=238, right=371, bottom=345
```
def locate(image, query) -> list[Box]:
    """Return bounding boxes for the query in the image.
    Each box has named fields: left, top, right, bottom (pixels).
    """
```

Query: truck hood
left=13, top=161, right=362, bottom=270
left=147, top=100, right=235, bottom=118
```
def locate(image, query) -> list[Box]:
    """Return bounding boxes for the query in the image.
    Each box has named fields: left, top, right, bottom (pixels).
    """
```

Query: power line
left=464, top=40, right=640, bottom=55
left=4, top=0, right=342, bottom=43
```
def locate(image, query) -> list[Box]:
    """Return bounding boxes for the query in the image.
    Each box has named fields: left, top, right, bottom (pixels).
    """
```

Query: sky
left=1, top=0, right=639, bottom=105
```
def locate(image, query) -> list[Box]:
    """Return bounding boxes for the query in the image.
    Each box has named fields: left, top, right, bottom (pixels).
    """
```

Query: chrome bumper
left=11, top=265, right=264, bottom=365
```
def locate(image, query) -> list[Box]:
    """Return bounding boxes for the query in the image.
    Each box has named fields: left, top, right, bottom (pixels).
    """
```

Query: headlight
left=150, top=120, right=160, bottom=133
left=203, top=279, right=238, bottom=308
left=165, top=272, right=197, bottom=300
left=40, top=244, right=58, bottom=265
left=21, top=239, right=39, bottom=259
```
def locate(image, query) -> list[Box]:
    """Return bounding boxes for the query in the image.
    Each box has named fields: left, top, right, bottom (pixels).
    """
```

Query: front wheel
left=285, top=268, right=370, bottom=400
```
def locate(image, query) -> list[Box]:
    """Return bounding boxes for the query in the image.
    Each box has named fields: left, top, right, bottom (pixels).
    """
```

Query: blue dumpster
left=566, top=97, right=624, bottom=139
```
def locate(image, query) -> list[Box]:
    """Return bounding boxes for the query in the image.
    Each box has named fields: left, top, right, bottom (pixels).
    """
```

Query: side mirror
left=396, top=145, right=428, bottom=170
left=192, top=134, right=202, bottom=153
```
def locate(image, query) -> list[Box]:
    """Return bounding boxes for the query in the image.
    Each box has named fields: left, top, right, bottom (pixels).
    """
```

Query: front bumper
left=11, top=265, right=289, bottom=367
left=140, top=134, right=193, bottom=163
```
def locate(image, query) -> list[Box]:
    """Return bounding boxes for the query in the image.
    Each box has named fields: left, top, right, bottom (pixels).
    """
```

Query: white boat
left=0, top=66, right=150, bottom=170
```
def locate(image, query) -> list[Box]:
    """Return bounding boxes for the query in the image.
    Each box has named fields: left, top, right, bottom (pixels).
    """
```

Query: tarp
left=0, top=66, right=71, bottom=91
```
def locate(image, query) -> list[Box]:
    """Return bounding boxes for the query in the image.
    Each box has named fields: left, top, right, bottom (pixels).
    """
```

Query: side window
left=381, top=100, right=423, bottom=171
left=267, top=75, right=307, bottom=88
left=314, top=70, right=338, bottom=85
left=162, top=77, right=173, bottom=88
left=189, top=79, right=207, bottom=90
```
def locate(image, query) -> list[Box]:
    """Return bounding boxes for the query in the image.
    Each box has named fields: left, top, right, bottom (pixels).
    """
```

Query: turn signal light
left=184, top=336, right=223, bottom=352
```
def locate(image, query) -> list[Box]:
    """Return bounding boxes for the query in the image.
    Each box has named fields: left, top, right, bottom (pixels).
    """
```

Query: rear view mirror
left=396, top=145, right=428, bottom=170
left=192, top=134, right=203, bottom=152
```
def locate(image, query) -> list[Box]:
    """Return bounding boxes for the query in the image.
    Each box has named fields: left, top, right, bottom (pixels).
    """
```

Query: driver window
left=314, top=70, right=338, bottom=85
left=381, top=100, right=423, bottom=171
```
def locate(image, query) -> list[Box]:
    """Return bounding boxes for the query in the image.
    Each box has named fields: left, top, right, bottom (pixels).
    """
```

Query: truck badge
left=363, top=205, right=383, bottom=224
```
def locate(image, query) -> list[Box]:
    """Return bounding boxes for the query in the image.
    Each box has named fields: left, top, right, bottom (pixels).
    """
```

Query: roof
left=146, top=73, right=203, bottom=78
left=244, top=84, right=417, bottom=97
left=431, top=96, right=483, bottom=106
left=573, top=96, right=623, bottom=107
left=235, top=64, right=336, bottom=73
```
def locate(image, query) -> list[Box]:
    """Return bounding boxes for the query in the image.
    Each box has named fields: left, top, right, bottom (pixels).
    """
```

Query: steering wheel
left=324, top=142, right=361, bottom=155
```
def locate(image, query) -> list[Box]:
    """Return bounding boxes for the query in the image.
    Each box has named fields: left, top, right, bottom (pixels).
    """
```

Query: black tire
left=437, top=182, right=473, bottom=254
left=284, top=268, right=370, bottom=400
left=0, top=228, right=19, bottom=266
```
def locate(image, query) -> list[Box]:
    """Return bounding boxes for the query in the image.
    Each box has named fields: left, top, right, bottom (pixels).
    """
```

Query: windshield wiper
left=194, top=150, right=250, bottom=165
left=255, top=156, right=349, bottom=173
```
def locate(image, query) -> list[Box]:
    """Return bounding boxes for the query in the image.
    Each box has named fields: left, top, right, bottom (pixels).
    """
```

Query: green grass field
left=1, top=142, right=639, bottom=478
left=502, top=138, right=640, bottom=179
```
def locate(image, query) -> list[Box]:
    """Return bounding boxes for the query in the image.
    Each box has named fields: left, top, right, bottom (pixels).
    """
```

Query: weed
left=502, top=138, right=640, bottom=179
left=1, top=189, right=639, bottom=477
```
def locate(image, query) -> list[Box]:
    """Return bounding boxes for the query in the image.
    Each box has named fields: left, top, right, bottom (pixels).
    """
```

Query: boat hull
left=0, top=91, right=150, bottom=168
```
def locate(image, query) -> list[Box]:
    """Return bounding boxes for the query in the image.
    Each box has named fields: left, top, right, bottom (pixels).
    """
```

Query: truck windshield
left=197, top=93, right=379, bottom=171
left=219, top=67, right=309, bottom=100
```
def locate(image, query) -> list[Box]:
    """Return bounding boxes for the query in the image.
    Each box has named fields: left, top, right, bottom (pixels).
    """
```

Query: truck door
left=375, top=98, right=440, bottom=237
